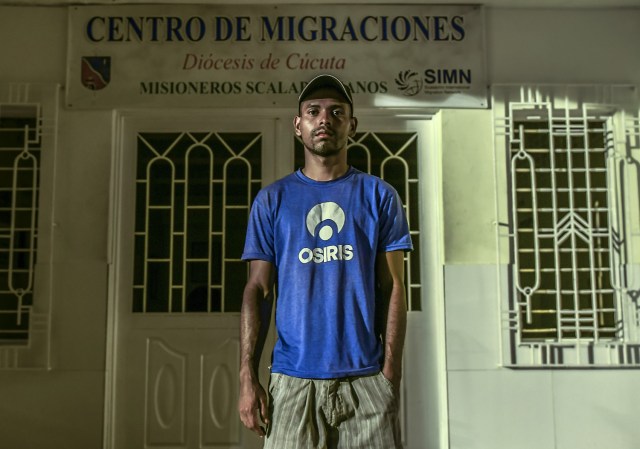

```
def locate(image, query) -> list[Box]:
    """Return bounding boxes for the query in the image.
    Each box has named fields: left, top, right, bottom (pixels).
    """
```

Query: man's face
left=294, top=87, right=357, bottom=158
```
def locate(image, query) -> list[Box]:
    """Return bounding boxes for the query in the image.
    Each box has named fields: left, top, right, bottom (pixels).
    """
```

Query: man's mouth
left=314, top=129, right=333, bottom=138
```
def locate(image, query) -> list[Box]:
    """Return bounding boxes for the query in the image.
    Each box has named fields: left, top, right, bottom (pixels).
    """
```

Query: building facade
left=0, top=2, right=639, bottom=449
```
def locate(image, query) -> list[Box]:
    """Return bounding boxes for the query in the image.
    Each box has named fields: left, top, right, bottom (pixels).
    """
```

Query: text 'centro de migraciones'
left=85, top=15, right=466, bottom=43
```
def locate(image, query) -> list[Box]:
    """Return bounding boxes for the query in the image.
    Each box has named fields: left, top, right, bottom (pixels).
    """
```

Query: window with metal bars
left=133, top=131, right=262, bottom=313
left=494, top=85, right=640, bottom=367
left=0, top=105, right=40, bottom=345
left=510, top=119, right=617, bottom=342
left=294, top=131, right=422, bottom=311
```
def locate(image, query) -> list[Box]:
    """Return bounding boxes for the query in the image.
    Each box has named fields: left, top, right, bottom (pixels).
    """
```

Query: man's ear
left=293, top=115, right=302, bottom=136
left=349, top=116, right=358, bottom=137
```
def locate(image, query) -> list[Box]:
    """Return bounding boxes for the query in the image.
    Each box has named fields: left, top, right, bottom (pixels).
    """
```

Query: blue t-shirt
left=242, top=167, right=413, bottom=379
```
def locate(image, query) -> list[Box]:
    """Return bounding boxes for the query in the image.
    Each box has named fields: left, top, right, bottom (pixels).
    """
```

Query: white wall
left=0, top=5, right=638, bottom=449
left=0, top=7, right=110, bottom=449
left=487, top=8, right=640, bottom=85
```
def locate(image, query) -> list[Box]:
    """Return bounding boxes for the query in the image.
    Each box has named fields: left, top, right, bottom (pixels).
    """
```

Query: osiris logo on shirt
left=298, top=202, right=354, bottom=264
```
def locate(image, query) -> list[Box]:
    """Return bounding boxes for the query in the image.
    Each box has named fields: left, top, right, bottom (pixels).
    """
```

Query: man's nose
left=318, top=109, right=332, bottom=124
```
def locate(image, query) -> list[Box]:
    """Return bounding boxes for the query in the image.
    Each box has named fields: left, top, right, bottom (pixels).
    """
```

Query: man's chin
left=309, top=145, right=341, bottom=157
left=311, top=148, right=340, bottom=157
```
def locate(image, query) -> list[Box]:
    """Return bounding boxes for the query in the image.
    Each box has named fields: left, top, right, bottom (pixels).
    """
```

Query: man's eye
left=307, top=109, right=319, bottom=116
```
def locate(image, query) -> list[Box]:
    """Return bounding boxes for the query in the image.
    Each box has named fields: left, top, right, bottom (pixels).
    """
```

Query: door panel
left=110, top=115, right=276, bottom=449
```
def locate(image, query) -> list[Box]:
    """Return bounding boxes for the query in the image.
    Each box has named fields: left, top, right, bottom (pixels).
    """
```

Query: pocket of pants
left=268, top=373, right=284, bottom=396
left=377, top=372, right=396, bottom=394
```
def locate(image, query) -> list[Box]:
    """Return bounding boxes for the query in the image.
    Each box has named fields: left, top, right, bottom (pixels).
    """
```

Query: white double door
left=106, top=112, right=440, bottom=449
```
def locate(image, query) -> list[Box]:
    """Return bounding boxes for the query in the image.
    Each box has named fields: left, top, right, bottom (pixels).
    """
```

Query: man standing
left=238, top=74, right=412, bottom=449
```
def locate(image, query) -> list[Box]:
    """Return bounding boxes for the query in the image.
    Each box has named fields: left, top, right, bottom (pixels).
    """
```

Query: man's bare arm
left=376, top=250, right=407, bottom=391
left=238, top=259, right=275, bottom=437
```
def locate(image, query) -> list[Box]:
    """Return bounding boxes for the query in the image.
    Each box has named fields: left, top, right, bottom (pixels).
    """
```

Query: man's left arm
left=376, top=250, right=407, bottom=392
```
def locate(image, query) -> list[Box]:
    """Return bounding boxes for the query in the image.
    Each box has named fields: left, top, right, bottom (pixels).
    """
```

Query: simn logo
left=396, top=68, right=473, bottom=97
left=394, top=70, right=423, bottom=97
left=299, top=202, right=354, bottom=264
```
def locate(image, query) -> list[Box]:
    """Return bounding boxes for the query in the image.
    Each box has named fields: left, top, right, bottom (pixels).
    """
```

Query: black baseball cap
left=298, top=74, right=353, bottom=111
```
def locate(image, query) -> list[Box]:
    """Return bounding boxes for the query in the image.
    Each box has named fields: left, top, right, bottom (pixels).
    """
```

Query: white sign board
left=66, top=4, right=487, bottom=109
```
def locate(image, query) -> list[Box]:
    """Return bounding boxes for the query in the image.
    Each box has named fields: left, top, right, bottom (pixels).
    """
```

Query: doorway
left=105, top=110, right=445, bottom=449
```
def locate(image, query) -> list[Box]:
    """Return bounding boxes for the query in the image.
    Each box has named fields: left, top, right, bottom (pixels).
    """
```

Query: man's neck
left=301, top=156, right=349, bottom=182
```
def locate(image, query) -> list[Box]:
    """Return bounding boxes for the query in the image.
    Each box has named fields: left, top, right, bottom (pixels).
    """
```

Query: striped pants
left=263, top=372, right=402, bottom=449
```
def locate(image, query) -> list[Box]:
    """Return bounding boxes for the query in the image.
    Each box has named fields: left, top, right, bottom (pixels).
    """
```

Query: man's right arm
left=238, top=259, right=275, bottom=437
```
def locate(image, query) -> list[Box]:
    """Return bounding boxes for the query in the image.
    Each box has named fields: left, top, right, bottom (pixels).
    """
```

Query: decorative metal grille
left=0, top=104, right=40, bottom=344
left=133, top=132, right=262, bottom=313
left=0, top=83, right=56, bottom=369
left=494, top=85, right=640, bottom=367
left=295, top=131, right=422, bottom=311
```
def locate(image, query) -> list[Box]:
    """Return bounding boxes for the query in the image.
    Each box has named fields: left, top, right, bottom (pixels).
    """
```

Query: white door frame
left=356, top=112, right=449, bottom=449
